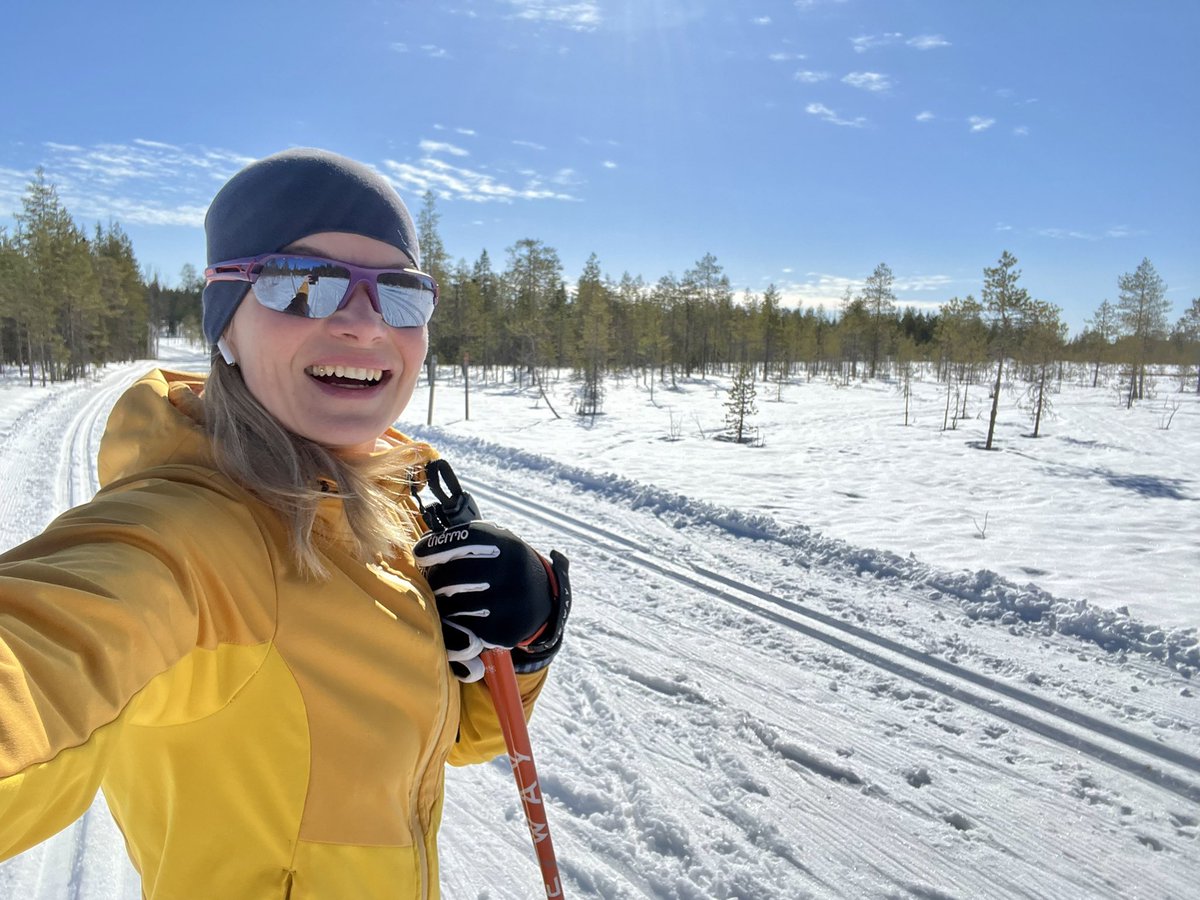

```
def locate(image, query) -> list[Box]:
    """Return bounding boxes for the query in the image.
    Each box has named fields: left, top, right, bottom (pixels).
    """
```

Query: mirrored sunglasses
left=205, top=253, right=439, bottom=328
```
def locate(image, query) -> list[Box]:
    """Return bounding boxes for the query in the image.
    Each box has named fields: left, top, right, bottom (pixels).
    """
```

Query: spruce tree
left=723, top=364, right=758, bottom=444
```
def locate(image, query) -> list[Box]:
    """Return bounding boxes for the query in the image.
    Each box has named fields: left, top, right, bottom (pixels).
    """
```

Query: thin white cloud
left=133, top=138, right=182, bottom=151
left=551, top=167, right=582, bottom=187
left=806, top=103, right=867, bottom=128
left=456, top=128, right=477, bottom=136
left=854, top=32, right=951, bottom=52
left=770, top=52, right=807, bottom=62
left=842, top=71, right=892, bottom=92
left=907, top=34, right=950, bottom=50
left=794, top=70, right=830, bottom=83
left=419, top=139, right=470, bottom=157
left=512, top=139, right=548, bottom=151
left=774, top=270, right=952, bottom=311
left=601, top=160, right=617, bottom=169
left=1038, top=228, right=1102, bottom=241
left=997, top=222, right=1140, bottom=240
left=0, top=141, right=254, bottom=228
left=506, top=1, right=601, bottom=31
left=894, top=274, right=953, bottom=292
left=795, top=0, right=849, bottom=10
left=851, top=33, right=902, bottom=53
left=773, top=272, right=860, bottom=312
left=753, top=17, right=771, bottom=25
left=382, top=157, right=579, bottom=203
left=968, top=116, right=996, bottom=132
left=1013, top=125, right=1029, bottom=137
left=915, top=110, right=935, bottom=122
left=1038, top=225, right=1142, bottom=241
left=390, top=42, right=449, bottom=58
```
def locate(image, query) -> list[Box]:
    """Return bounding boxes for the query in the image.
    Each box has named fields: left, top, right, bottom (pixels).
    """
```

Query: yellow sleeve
left=0, top=478, right=269, bottom=860
left=447, top=668, right=550, bottom=766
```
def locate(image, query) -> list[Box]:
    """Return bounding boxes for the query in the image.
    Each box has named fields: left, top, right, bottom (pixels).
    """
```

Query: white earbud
left=217, top=337, right=237, bottom=366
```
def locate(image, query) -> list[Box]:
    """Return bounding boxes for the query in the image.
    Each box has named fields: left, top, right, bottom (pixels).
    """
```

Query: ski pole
left=414, top=461, right=564, bottom=897
left=481, top=647, right=564, bottom=899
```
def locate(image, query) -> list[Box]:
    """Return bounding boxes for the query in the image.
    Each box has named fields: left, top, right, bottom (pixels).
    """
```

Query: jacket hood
left=98, top=369, right=215, bottom=488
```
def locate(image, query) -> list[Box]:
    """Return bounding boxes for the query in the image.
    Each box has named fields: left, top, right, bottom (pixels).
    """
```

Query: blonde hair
left=203, top=350, right=431, bottom=578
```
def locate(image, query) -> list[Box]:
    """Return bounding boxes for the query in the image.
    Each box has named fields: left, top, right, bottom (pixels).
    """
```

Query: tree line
left=3, top=176, right=1197, bottom=410
left=414, top=192, right=1198, bottom=419
left=0, top=172, right=152, bottom=384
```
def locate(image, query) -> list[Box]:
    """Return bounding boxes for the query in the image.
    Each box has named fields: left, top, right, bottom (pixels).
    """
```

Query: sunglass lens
left=377, top=273, right=436, bottom=327
left=253, top=257, right=350, bottom=318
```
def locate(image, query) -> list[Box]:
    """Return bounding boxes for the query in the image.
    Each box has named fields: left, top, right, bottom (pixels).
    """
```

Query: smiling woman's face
left=222, top=232, right=428, bottom=454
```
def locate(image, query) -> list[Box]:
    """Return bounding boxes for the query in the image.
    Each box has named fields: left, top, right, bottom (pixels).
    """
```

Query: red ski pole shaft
left=481, top=647, right=564, bottom=899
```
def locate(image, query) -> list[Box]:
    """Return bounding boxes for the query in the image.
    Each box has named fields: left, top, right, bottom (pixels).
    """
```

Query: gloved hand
left=413, top=522, right=571, bottom=683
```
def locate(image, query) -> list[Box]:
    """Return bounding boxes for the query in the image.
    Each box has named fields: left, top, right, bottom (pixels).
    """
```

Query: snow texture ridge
left=412, top=425, right=1200, bottom=677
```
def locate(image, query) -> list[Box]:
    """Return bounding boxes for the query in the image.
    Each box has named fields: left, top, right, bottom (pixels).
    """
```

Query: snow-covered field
left=1, top=343, right=1198, bottom=899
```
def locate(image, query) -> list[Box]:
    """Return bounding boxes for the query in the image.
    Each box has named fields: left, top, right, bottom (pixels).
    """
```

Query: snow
left=2, top=343, right=1198, bottom=899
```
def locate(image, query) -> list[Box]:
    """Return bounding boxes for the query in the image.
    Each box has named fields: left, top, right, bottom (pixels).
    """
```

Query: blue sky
left=2, top=0, right=1196, bottom=333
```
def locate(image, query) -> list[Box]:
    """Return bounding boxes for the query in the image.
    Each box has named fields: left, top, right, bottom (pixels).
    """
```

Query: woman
left=0, top=148, right=570, bottom=898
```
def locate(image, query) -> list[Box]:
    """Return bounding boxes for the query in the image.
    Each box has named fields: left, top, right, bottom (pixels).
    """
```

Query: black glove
left=413, top=522, right=571, bottom=682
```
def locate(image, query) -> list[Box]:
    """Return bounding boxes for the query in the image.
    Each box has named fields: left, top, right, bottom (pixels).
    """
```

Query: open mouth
left=304, top=364, right=390, bottom=390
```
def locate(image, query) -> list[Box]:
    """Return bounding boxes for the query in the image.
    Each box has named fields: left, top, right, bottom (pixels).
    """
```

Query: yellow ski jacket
left=0, top=369, right=548, bottom=898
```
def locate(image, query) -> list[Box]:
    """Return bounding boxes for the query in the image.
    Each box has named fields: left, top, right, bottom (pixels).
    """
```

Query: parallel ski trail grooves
left=59, top=368, right=144, bottom=510
left=466, top=479, right=1200, bottom=806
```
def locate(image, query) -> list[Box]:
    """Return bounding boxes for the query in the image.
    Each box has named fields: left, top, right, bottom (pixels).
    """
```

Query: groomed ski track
left=1, top=352, right=1197, bottom=899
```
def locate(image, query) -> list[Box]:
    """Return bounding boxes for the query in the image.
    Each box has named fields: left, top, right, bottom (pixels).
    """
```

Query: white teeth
left=306, top=365, right=384, bottom=382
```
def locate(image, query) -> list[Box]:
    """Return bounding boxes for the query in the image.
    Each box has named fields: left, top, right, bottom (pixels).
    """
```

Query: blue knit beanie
left=201, top=148, right=421, bottom=346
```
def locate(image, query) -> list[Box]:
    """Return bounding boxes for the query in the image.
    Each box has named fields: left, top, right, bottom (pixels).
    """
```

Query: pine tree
left=92, top=221, right=150, bottom=363
left=934, top=295, right=985, bottom=429
left=859, top=262, right=897, bottom=379
left=503, top=239, right=563, bottom=410
left=651, top=273, right=683, bottom=385
left=981, top=251, right=1030, bottom=450
left=839, top=286, right=869, bottom=382
left=1081, top=299, right=1119, bottom=388
left=1021, top=300, right=1066, bottom=437
left=760, top=283, right=782, bottom=382
left=1116, top=257, right=1170, bottom=407
left=416, top=191, right=448, bottom=283
left=681, top=253, right=730, bottom=376
left=1173, top=298, right=1200, bottom=393
left=573, top=253, right=610, bottom=417
left=0, top=230, right=34, bottom=374
left=469, top=250, right=500, bottom=379
left=14, top=170, right=98, bottom=383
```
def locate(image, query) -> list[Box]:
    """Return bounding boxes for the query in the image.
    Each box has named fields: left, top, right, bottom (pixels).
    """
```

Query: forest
left=2, top=175, right=1198, bottom=423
